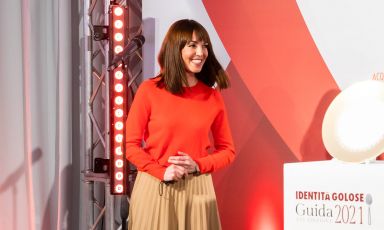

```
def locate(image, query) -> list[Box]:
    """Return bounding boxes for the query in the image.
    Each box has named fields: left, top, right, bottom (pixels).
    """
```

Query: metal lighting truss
left=80, top=0, right=142, bottom=229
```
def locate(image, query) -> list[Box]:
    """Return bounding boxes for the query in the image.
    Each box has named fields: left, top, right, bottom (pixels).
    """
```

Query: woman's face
left=181, top=32, right=208, bottom=77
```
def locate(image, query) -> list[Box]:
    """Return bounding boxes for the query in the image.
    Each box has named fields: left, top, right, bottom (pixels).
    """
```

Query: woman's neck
left=184, top=74, right=198, bottom=87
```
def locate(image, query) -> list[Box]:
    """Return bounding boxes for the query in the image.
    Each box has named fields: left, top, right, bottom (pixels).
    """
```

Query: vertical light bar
left=109, top=4, right=128, bottom=195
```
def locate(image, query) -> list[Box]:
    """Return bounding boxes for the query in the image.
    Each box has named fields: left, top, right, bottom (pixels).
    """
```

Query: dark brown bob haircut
left=156, top=19, right=230, bottom=94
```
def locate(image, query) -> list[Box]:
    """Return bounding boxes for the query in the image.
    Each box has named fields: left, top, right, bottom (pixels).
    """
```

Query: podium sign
left=284, top=160, right=384, bottom=230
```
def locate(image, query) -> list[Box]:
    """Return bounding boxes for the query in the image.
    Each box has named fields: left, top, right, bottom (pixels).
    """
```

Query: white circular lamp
left=322, top=80, right=384, bottom=163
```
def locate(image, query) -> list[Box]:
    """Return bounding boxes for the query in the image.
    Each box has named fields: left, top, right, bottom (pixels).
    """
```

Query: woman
left=126, top=19, right=235, bottom=230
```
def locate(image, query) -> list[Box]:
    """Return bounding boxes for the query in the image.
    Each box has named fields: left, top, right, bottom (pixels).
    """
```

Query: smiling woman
left=181, top=37, right=209, bottom=83
left=155, top=19, right=230, bottom=95
left=125, top=19, right=235, bottom=230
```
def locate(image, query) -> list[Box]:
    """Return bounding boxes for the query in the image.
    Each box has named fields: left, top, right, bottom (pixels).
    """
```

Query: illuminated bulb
left=115, top=83, right=123, bottom=92
left=115, top=96, right=123, bottom=105
left=115, top=172, right=124, bottom=180
left=115, top=71, right=123, bottom=80
left=115, top=184, right=123, bottom=193
left=114, top=45, right=123, bottom=54
left=115, top=159, right=124, bottom=168
left=115, top=84, right=123, bottom=92
left=114, top=7, right=123, bottom=16
left=114, top=20, right=123, bottom=29
left=114, top=33, right=123, bottom=42
left=115, top=134, right=123, bottom=143
left=115, top=121, right=123, bottom=130
left=115, top=109, right=123, bottom=118
left=115, top=146, right=122, bottom=155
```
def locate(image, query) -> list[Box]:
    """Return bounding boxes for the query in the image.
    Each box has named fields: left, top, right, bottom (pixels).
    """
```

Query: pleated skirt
left=128, top=172, right=222, bottom=230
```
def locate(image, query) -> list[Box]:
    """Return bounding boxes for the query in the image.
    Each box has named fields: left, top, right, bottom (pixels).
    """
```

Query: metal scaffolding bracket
left=80, top=0, right=143, bottom=229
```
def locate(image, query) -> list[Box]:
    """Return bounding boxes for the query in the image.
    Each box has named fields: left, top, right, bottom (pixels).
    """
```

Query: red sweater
left=125, top=78, right=235, bottom=180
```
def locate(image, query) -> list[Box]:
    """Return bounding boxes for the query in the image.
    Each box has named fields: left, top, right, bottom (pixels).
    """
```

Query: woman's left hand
left=168, top=151, right=199, bottom=174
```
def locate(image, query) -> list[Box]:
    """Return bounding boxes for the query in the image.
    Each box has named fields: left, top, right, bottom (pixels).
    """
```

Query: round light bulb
left=115, top=159, right=124, bottom=168
left=115, top=96, right=123, bottom=105
left=114, top=33, right=123, bottom=42
left=115, top=146, right=122, bottom=155
left=115, top=83, right=123, bottom=92
left=115, top=184, right=123, bottom=193
left=114, top=20, right=123, bottom=29
left=115, top=121, right=123, bottom=130
left=115, top=134, right=123, bottom=143
left=115, top=109, right=123, bottom=118
left=115, top=71, right=123, bottom=80
left=114, top=45, right=123, bottom=54
left=114, top=7, right=123, bottom=16
left=115, top=172, right=123, bottom=180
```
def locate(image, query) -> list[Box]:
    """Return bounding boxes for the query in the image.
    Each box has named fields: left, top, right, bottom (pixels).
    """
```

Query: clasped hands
left=163, top=151, right=199, bottom=181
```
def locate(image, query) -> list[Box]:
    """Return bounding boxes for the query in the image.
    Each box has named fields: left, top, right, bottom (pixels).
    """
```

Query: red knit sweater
left=125, top=78, right=235, bottom=180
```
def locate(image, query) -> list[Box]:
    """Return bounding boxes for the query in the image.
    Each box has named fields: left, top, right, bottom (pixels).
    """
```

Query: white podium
left=284, top=160, right=384, bottom=230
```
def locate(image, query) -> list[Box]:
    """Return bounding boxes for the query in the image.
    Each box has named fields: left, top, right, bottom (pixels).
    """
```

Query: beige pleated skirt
left=128, top=172, right=221, bottom=230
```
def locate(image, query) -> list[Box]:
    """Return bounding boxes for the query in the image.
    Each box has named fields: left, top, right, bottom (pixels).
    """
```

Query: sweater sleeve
left=195, top=92, right=235, bottom=173
left=125, top=81, right=166, bottom=180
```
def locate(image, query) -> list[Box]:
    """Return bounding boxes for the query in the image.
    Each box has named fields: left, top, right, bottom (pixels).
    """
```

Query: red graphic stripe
left=203, top=0, right=339, bottom=160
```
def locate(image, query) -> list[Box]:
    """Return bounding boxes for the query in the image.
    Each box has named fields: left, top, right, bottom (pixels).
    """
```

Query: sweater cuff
left=147, top=166, right=167, bottom=181
left=195, top=157, right=213, bottom=174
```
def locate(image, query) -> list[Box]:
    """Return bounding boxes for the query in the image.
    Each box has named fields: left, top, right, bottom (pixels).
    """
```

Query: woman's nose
left=195, top=45, right=204, bottom=56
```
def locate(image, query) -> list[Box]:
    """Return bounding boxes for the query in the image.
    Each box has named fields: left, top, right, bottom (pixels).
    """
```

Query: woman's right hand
left=163, top=164, right=187, bottom=181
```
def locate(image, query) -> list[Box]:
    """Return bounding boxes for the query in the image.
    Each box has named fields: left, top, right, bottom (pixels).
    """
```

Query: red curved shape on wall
left=203, top=0, right=339, bottom=160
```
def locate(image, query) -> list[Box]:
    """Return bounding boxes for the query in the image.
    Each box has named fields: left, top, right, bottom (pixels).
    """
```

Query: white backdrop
left=296, top=0, right=384, bottom=89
